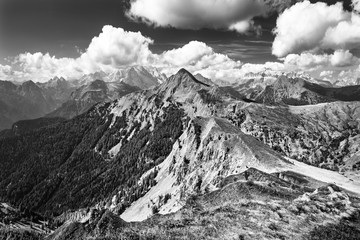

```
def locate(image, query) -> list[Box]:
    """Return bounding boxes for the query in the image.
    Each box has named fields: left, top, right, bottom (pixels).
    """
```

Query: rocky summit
left=0, top=69, right=360, bottom=240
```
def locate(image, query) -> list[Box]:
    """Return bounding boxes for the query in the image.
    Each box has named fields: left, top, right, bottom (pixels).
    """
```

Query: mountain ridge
left=0, top=68, right=359, bottom=239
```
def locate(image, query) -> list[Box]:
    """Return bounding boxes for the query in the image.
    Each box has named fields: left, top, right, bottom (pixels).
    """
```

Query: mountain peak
left=22, top=80, right=36, bottom=85
left=21, top=80, right=40, bottom=90
left=173, top=68, right=210, bottom=87
left=177, top=68, right=191, bottom=75
left=0, top=80, right=17, bottom=90
left=50, top=76, right=66, bottom=82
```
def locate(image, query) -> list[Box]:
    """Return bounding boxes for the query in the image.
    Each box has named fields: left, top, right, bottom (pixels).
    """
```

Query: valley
left=0, top=68, right=359, bottom=239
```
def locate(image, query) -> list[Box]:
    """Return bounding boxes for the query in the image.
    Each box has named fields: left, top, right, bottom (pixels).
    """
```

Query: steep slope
left=254, top=76, right=360, bottom=105
left=46, top=169, right=360, bottom=240
left=0, top=91, right=187, bottom=217
left=0, top=202, right=52, bottom=238
left=0, top=80, right=58, bottom=130
left=47, top=80, right=140, bottom=119
left=0, top=69, right=287, bottom=217
left=120, top=66, right=165, bottom=89
left=0, top=117, right=65, bottom=138
left=0, top=69, right=360, bottom=240
left=194, top=73, right=216, bottom=86
left=74, top=71, right=108, bottom=86
left=37, top=77, right=76, bottom=107
left=232, top=101, right=360, bottom=172
left=74, top=66, right=166, bottom=90
left=48, top=66, right=165, bottom=119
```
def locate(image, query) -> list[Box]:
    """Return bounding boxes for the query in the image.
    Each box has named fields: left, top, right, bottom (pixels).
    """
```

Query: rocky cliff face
left=99, top=69, right=360, bottom=222
left=0, top=80, right=59, bottom=130
left=234, top=102, right=360, bottom=171
left=1, top=69, right=360, bottom=239
left=47, top=67, right=165, bottom=120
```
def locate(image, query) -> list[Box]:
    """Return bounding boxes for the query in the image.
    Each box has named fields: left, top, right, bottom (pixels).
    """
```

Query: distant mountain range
left=2, top=67, right=360, bottom=131
left=232, top=73, right=360, bottom=105
left=0, top=68, right=359, bottom=239
left=0, top=66, right=166, bottom=130
left=0, top=80, right=59, bottom=130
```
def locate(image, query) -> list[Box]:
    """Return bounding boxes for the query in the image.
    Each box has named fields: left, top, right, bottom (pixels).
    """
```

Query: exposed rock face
left=1, top=69, right=360, bottom=239
left=0, top=80, right=59, bottom=130
left=235, top=101, right=360, bottom=171
left=230, top=73, right=360, bottom=105
left=100, top=69, right=360, bottom=222
left=47, top=66, right=165, bottom=119
left=75, top=66, right=167, bottom=90
left=37, top=77, right=76, bottom=106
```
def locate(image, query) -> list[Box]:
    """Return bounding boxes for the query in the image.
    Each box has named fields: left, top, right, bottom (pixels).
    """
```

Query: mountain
left=74, top=71, right=108, bottom=86
left=0, top=69, right=359, bottom=239
left=254, top=77, right=360, bottom=105
left=46, top=169, right=360, bottom=240
left=0, top=202, right=52, bottom=239
left=74, top=66, right=167, bottom=90
left=194, top=73, right=216, bottom=86
left=0, top=117, right=65, bottom=138
left=48, top=66, right=166, bottom=119
left=36, top=77, right=76, bottom=107
left=109, top=66, right=166, bottom=90
left=229, top=73, right=360, bottom=106
left=47, top=80, right=140, bottom=119
left=0, top=80, right=59, bottom=131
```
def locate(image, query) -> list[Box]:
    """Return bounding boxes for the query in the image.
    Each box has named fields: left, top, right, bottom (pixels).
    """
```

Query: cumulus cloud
left=272, top=1, right=360, bottom=57
left=283, top=53, right=329, bottom=70
left=283, top=50, right=359, bottom=70
left=127, top=0, right=266, bottom=34
left=239, top=62, right=285, bottom=74
left=0, top=65, right=12, bottom=79
left=0, top=26, right=159, bottom=81
left=0, top=26, right=246, bottom=83
left=155, top=41, right=241, bottom=73
left=84, top=25, right=154, bottom=67
left=11, top=52, right=81, bottom=80
left=334, top=66, right=360, bottom=86
left=330, top=50, right=358, bottom=67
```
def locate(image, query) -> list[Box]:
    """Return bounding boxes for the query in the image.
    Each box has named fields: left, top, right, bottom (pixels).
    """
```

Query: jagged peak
left=0, top=80, right=17, bottom=87
left=50, top=76, right=66, bottom=82
left=169, top=68, right=210, bottom=87
left=22, top=79, right=36, bottom=84
left=273, top=75, right=305, bottom=87
left=21, top=80, right=39, bottom=88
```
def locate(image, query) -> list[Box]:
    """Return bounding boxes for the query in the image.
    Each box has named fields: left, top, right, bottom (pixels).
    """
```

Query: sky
left=0, top=0, right=359, bottom=84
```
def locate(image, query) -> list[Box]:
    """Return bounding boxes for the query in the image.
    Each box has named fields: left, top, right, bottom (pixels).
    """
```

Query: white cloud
left=229, top=20, right=262, bottom=36
left=0, top=26, right=246, bottom=83
left=283, top=50, right=359, bottom=70
left=9, top=52, right=82, bottom=80
left=1, top=26, right=158, bottom=81
left=83, top=25, right=154, bottom=67
left=335, top=66, right=360, bottom=85
left=149, top=41, right=246, bottom=83
left=0, top=65, right=12, bottom=79
left=155, top=41, right=241, bottom=73
left=272, top=1, right=360, bottom=57
left=239, top=62, right=285, bottom=74
left=127, top=0, right=266, bottom=34
left=283, top=53, right=329, bottom=70
left=330, top=50, right=358, bottom=67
